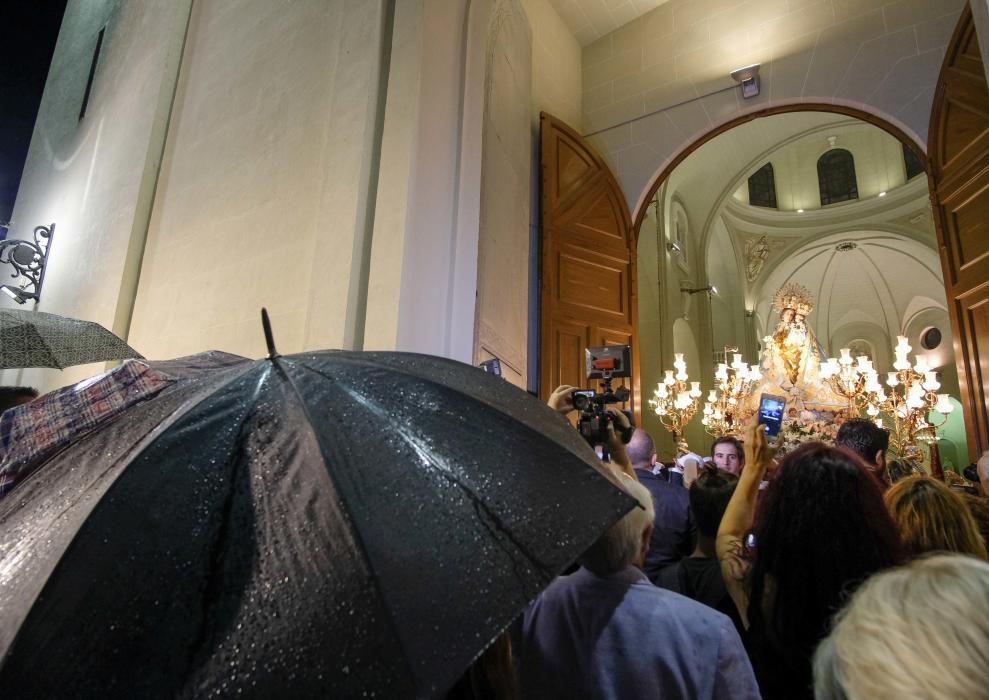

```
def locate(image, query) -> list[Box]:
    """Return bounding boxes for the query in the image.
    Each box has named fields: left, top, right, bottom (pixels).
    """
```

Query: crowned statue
left=756, top=283, right=836, bottom=410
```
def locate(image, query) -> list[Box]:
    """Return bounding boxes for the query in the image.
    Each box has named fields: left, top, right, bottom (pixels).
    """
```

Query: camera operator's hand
left=548, top=385, right=578, bottom=414
left=604, top=408, right=636, bottom=480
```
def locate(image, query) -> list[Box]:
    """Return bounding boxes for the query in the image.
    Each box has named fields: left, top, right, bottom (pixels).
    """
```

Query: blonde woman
left=814, top=554, right=989, bottom=700
left=884, top=475, right=988, bottom=559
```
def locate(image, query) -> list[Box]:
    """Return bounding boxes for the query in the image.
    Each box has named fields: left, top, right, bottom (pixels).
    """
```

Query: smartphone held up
left=757, top=393, right=786, bottom=438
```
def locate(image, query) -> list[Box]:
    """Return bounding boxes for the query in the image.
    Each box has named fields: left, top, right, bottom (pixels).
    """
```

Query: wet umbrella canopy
left=0, top=318, right=635, bottom=698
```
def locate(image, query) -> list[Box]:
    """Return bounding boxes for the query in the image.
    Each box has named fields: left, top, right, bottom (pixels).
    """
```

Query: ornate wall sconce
left=0, top=223, right=54, bottom=304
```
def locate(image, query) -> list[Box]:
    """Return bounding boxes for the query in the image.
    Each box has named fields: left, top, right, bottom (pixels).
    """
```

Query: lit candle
left=923, top=371, right=940, bottom=392
left=913, top=355, right=930, bottom=374
left=707, top=390, right=718, bottom=402
left=896, top=336, right=910, bottom=352
left=664, top=370, right=675, bottom=385
left=839, top=348, right=853, bottom=365
left=689, top=381, right=701, bottom=397
left=886, top=372, right=899, bottom=387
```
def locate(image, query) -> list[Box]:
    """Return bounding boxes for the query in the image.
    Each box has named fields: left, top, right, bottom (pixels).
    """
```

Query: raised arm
left=605, top=408, right=636, bottom=481
left=716, top=419, right=776, bottom=629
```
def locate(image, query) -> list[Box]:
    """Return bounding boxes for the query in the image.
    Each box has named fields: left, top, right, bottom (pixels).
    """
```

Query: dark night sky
left=0, top=1, right=69, bottom=236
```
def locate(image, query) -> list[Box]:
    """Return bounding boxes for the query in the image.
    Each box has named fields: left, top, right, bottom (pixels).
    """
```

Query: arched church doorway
left=630, top=107, right=956, bottom=460
left=541, top=104, right=946, bottom=459
left=539, top=6, right=988, bottom=467
left=541, top=98, right=980, bottom=466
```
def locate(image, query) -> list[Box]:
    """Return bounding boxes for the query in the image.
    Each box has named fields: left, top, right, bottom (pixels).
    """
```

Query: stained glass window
left=817, top=149, right=858, bottom=205
left=748, top=162, right=777, bottom=209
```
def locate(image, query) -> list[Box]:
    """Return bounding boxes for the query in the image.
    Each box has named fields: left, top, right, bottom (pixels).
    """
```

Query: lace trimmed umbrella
left=0, top=308, right=142, bottom=370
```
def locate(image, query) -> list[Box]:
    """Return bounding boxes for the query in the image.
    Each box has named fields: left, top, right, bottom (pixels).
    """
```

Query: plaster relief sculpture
left=744, top=235, right=770, bottom=282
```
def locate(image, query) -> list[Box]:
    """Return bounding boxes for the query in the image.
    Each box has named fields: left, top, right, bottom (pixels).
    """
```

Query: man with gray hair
left=517, top=476, right=759, bottom=699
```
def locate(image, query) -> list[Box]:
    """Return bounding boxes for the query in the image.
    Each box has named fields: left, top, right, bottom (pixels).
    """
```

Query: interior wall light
left=682, top=285, right=717, bottom=296
left=667, top=240, right=682, bottom=254
left=730, top=63, right=761, bottom=99
left=0, top=223, right=54, bottom=304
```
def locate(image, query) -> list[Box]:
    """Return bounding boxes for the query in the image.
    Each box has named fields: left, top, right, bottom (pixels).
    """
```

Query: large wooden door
left=929, top=5, right=989, bottom=462
left=539, top=114, right=640, bottom=419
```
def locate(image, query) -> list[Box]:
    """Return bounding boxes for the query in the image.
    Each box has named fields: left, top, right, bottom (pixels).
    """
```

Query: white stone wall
left=523, top=0, right=583, bottom=128
left=474, top=1, right=533, bottom=389
left=129, top=0, right=389, bottom=361
left=581, top=0, right=967, bottom=214
left=1, top=0, right=192, bottom=392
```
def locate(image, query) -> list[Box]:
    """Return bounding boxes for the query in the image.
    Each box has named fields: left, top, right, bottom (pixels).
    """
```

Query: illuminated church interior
left=3, top=0, right=989, bottom=696
left=3, top=0, right=986, bottom=468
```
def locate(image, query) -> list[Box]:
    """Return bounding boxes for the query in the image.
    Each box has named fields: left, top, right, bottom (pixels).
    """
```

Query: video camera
left=571, top=346, right=634, bottom=458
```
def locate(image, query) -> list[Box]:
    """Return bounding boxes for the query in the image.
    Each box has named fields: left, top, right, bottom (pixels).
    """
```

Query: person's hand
left=605, top=406, right=631, bottom=431
left=548, top=385, right=577, bottom=414
left=744, top=419, right=778, bottom=476
left=604, top=408, right=635, bottom=479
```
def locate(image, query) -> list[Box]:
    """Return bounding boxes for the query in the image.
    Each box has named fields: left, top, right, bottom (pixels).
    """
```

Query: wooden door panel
left=959, top=289, right=989, bottom=455
left=540, top=113, right=639, bottom=421
left=930, top=5, right=989, bottom=461
left=937, top=100, right=989, bottom=166
left=548, top=320, right=591, bottom=392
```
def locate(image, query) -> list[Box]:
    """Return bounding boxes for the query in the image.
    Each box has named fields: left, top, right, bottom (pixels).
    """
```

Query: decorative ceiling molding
left=753, top=230, right=946, bottom=348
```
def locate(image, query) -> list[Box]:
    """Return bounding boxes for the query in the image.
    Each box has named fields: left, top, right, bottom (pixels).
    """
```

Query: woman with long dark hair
left=717, top=422, right=904, bottom=699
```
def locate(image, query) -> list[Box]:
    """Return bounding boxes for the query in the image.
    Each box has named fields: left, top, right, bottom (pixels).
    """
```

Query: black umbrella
left=0, top=308, right=142, bottom=369
left=0, top=312, right=635, bottom=698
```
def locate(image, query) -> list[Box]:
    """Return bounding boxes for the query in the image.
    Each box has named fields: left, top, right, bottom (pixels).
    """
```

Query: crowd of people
left=507, top=387, right=989, bottom=699
left=3, top=379, right=989, bottom=699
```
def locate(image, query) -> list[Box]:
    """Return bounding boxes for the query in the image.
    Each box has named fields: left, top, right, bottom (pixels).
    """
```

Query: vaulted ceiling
left=651, top=109, right=949, bottom=373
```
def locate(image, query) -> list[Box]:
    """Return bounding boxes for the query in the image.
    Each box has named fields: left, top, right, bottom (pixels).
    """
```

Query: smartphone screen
left=757, top=393, right=786, bottom=437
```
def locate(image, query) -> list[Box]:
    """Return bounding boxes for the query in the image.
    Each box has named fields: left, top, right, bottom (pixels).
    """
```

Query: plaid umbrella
left=0, top=351, right=249, bottom=498
left=0, top=308, right=142, bottom=370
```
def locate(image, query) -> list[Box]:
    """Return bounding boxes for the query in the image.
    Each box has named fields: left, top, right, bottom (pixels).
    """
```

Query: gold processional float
left=650, top=282, right=955, bottom=474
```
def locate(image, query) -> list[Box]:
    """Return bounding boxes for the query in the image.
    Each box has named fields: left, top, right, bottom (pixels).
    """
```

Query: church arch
left=630, top=103, right=929, bottom=241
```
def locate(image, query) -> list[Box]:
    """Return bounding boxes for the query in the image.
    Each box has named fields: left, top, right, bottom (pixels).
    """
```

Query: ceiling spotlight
left=878, top=191, right=887, bottom=197
left=729, top=63, right=761, bottom=99
left=797, top=208, right=805, bottom=213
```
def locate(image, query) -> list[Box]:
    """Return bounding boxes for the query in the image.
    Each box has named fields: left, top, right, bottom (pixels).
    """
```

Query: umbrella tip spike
left=261, top=308, right=279, bottom=359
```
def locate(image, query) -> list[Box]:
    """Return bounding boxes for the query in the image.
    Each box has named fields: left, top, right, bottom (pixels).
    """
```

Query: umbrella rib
left=294, top=361, right=557, bottom=581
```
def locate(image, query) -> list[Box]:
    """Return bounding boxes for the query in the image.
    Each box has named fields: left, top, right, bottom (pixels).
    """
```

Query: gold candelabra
left=701, top=349, right=760, bottom=437
left=819, top=348, right=872, bottom=416
left=853, top=336, right=954, bottom=456
left=649, top=353, right=703, bottom=452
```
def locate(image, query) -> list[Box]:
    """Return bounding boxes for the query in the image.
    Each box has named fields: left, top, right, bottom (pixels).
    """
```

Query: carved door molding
left=539, top=113, right=640, bottom=420
left=929, top=5, right=989, bottom=461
